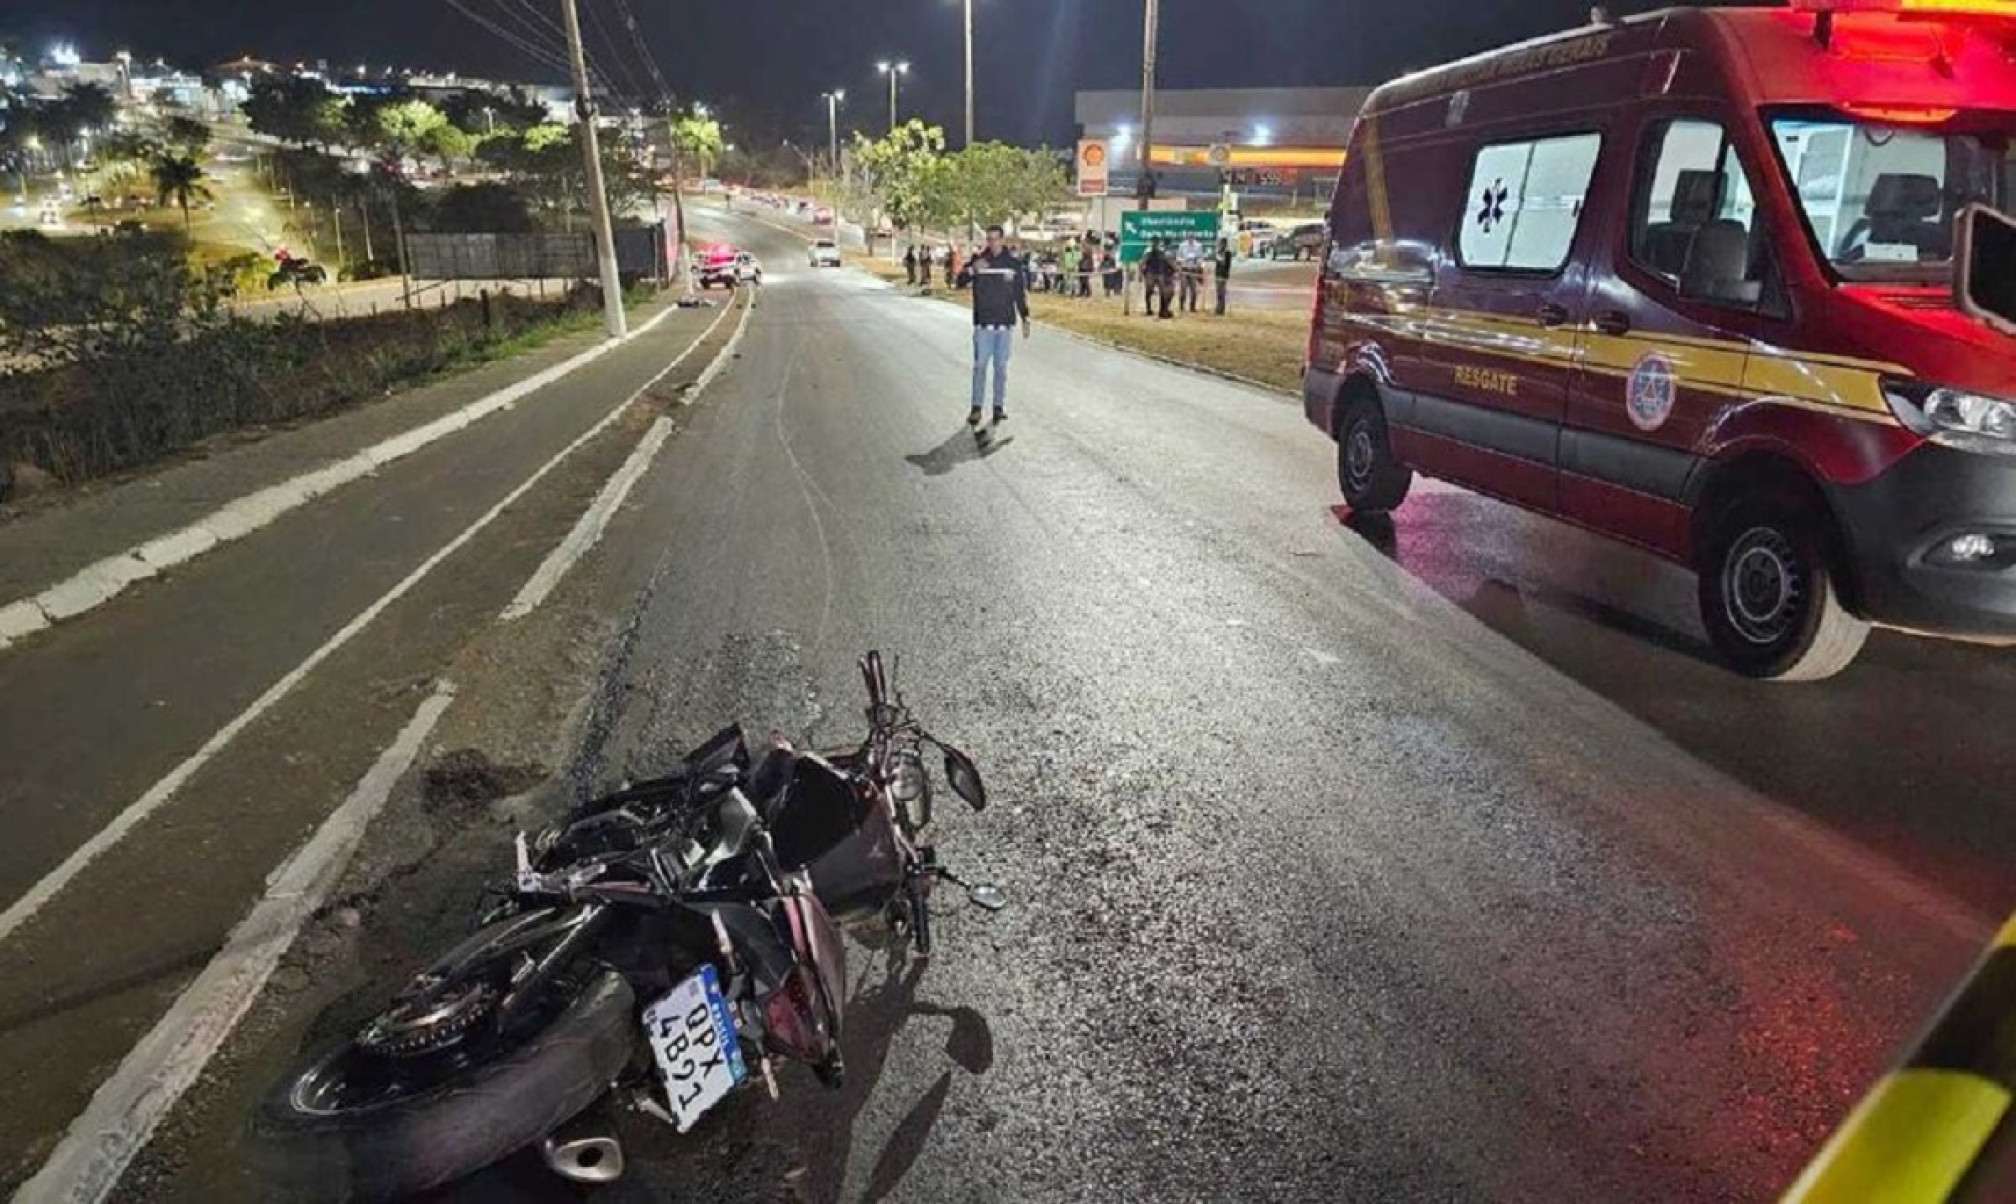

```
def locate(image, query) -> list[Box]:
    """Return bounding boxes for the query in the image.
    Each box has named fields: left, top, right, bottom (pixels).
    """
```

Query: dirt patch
left=421, top=748, right=548, bottom=814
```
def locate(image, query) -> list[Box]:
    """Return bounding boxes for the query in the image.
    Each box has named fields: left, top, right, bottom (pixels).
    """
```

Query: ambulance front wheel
left=1697, top=489, right=1870, bottom=682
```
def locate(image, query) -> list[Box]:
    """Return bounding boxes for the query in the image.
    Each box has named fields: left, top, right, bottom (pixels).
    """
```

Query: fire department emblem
left=1626, top=351, right=1677, bottom=432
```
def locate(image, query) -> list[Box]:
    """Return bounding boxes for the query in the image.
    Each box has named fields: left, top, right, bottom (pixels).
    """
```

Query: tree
left=150, top=153, right=210, bottom=231
left=420, top=121, right=473, bottom=173
left=59, top=82, right=116, bottom=138
left=95, top=129, right=160, bottom=201
left=670, top=111, right=723, bottom=179
left=373, top=100, right=447, bottom=166
left=429, top=182, right=535, bottom=232
left=242, top=76, right=345, bottom=148
left=440, top=87, right=546, bottom=137
left=663, top=108, right=721, bottom=285
left=853, top=120, right=948, bottom=234
left=163, top=116, right=210, bottom=156
left=943, top=142, right=1069, bottom=232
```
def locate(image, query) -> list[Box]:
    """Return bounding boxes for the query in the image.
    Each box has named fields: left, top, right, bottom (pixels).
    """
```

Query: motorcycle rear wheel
left=251, top=970, right=635, bottom=1203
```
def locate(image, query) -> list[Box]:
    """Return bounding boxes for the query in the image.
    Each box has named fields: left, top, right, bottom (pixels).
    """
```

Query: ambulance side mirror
left=1956, top=204, right=2016, bottom=338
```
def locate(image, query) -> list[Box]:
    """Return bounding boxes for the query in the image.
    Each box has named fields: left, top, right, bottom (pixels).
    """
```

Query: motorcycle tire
left=250, top=970, right=635, bottom=1203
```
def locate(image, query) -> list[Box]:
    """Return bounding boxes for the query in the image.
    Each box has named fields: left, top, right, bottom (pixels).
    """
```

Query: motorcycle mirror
left=940, top=745, right=987, bottom=811
left=966, top=882, right=1008, bottom=912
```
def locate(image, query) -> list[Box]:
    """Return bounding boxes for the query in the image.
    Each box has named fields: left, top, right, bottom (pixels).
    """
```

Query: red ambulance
left=1306, top=0, right=2016, bottom=679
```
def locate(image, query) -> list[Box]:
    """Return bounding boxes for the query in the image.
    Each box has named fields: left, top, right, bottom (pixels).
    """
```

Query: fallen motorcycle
left=253, top=652, right=1002, bottom=1201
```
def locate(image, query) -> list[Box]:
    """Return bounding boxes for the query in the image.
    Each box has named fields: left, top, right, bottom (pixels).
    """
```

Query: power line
left=489, top=0, right=617, bottom=96
left=583, top=0, right=647, bottom=104
left=440, top=0, right=573, bottom=79
left=608, top=0, right=672, bottom=105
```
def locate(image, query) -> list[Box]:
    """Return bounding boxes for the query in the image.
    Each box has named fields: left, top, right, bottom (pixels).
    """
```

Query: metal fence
left=404, top=224, right=672, bottom=282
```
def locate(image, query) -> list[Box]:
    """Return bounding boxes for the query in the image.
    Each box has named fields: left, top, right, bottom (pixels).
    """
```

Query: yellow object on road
left=1783, top=914, right=2016, bottom=1203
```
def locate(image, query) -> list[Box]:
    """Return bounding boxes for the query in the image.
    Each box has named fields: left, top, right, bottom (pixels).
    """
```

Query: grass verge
left=847, top=253, right=1306, bottom=393
left=0, top=284, right=659, bottom=491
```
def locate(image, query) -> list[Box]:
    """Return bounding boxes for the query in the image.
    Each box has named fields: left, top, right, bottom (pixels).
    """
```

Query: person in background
left=946, top=244, right=963, bottom=289
left=1101, top=246, right=1122, bottom=297
left=919, top=243, right=933, bottom=288
left=904, top=243, right=918, bottom=286
left=1061, top=241, right=1081, bottom=299
left=1213, top=239, right=1234, bottom=316
left=1177, top=234, right=1204, bottom=313
left=954, top=224, right=1031, bottom=428
left=1142, top=238, right=1173, bottom=319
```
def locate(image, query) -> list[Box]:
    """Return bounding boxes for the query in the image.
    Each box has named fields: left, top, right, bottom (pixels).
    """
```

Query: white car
left=808, top=239, right=841, bottom=268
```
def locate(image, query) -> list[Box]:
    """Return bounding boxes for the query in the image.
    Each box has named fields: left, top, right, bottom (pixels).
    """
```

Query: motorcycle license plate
left=641, top=964, right=747, bottom=1132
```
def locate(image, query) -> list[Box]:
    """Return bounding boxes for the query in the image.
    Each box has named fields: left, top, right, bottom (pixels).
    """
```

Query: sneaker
left=992, top=410, right=1008, bottom=425
left=967, top=408, right=982, bottom=426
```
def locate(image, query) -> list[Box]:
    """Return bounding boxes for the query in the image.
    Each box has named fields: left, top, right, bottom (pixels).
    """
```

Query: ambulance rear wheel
left=1337, top=397, right=1412, bottom=515
left=1697, top=491, right=1869, bottom=682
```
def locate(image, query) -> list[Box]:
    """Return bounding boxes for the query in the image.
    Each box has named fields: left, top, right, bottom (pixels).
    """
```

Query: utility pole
left=963, top=0, right=976, bottom=147
left=1125, top=0, right=1160, bottom=318
left=560, top=0, right=628, bottom=338
left=1138, top=0, right=1159, bottom=215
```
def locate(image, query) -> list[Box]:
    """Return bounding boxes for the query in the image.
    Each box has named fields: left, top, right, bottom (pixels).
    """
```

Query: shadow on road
left=796, top=950, right=994, bottom=1204
left=1331, top=489, right=2016, bottom=917
left=905, top=428, right=1015, bottom=477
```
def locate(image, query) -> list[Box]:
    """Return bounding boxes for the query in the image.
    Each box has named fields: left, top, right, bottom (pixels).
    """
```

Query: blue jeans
left=971, top=326, right=1012, bottom=413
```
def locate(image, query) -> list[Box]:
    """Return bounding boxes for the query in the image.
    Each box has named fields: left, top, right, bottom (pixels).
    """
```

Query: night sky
left=6, top=0, right=1679, bottom=144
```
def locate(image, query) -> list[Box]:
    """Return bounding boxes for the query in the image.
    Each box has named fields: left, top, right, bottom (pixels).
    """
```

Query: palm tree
left=151, top=153, right=210, bottom=231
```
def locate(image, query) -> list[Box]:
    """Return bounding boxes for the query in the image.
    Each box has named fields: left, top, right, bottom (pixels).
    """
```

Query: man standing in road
left=1214, top=239, right=1234, bottom=316
left=904, top=243, right=918, bottom=286
left=955, top=224, right=1031, bottom=428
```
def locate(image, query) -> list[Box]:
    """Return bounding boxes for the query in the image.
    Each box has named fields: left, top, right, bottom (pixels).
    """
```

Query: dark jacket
left=1143, top=247, right=1172, bottom=283
left=1214, top=249, right=1233, bottom=279
left=957, top=248, right=1030, bottom=327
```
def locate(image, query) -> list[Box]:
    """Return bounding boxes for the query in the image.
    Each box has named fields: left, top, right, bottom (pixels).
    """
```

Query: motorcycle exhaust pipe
left=539, top=1133, right=625, bottom=1185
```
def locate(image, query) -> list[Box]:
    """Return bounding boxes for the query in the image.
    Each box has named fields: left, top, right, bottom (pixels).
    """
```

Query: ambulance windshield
left=1770, top=112, right=2015, bottom=284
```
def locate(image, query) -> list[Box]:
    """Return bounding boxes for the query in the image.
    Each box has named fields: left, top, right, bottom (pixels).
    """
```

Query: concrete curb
left=0, top=300, right=690, bottom=654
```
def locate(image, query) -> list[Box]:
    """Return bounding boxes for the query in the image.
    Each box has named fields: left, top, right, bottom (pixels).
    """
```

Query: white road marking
left=500, top=292, right=752, bottom=621
left=1304, top=648, right=1342, bottom=667
left=0, top=301, right=687, bottom=653
left=14, top=681, right=456, bottom=1204
left=0, top=307, right=719, bottom=946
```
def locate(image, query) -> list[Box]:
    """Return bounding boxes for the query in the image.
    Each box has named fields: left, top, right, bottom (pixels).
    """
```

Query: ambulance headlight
left=1884, top=382, right=2016, bottom=456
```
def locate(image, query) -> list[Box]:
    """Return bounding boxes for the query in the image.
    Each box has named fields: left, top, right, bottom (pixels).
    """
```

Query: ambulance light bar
left=1791, top=0, right=2016, bottom=17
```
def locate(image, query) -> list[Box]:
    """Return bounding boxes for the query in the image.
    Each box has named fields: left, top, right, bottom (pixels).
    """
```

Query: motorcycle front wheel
left=250, top=970, right=635, bottom=1203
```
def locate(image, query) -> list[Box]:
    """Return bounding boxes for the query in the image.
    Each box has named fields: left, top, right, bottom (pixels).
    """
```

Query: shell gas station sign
left=1077, top=139, right=1110, bottom=197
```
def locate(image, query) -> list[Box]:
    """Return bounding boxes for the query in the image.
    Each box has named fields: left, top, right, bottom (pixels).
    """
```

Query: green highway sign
left=1118, top=210, right=1222, bottom=264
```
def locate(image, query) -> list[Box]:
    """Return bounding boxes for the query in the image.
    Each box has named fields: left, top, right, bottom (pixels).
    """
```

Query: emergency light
left=1791, top=0, right=2016, bottom=17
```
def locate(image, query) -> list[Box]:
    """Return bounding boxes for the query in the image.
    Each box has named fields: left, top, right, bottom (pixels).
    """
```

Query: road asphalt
left=4, top=205, right=2010, bottom=1203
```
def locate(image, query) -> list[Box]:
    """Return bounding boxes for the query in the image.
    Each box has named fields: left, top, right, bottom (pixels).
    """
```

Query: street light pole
left=823, top=90, right=844, bottom=176
left=963, top=0, right=975, bottom=147
left=560, top=0, right=628, bottom=338
left=877, top=61, right=910, bottom=132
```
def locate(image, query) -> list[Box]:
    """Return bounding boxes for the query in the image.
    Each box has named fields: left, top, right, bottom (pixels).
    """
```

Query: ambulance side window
left=1629, top=119, right=1779, bottom=312
left=1455, top=132, right=1603, bottom=273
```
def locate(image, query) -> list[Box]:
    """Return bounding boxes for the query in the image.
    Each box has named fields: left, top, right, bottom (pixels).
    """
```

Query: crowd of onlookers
left=900, top=231, right=1237, bottom=318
